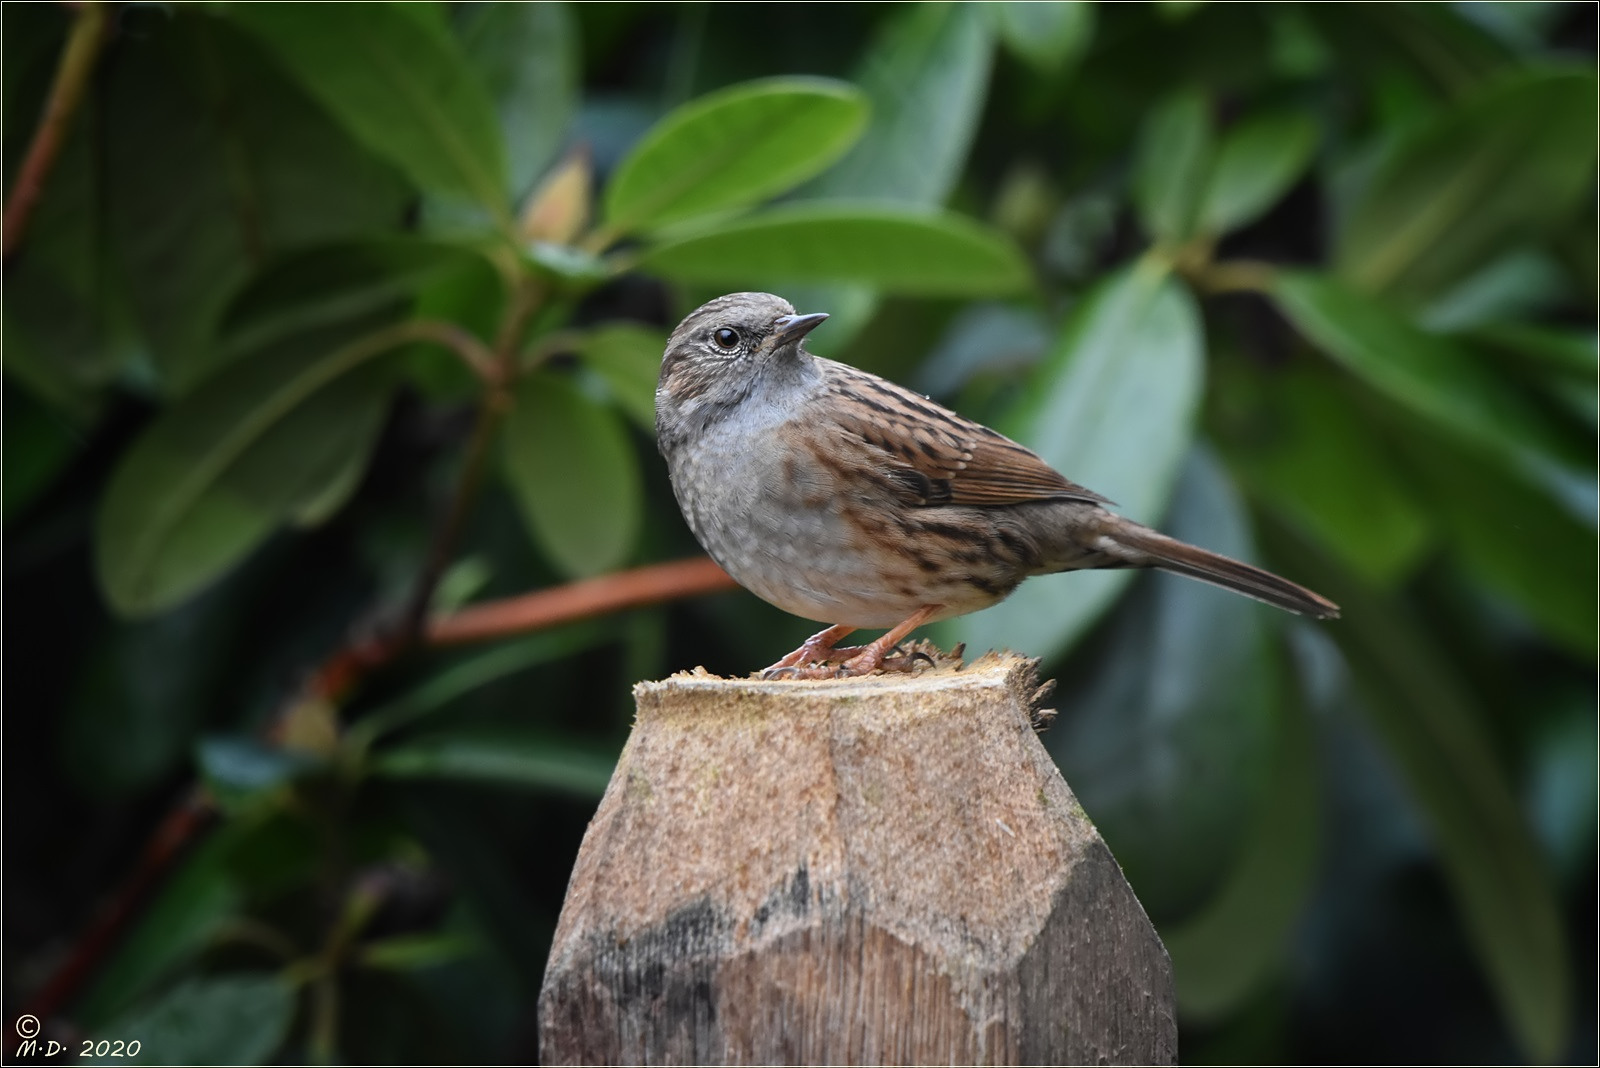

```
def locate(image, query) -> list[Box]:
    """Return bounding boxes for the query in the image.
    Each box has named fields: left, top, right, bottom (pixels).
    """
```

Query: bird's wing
left=814, top=361, right=1112, bottom=508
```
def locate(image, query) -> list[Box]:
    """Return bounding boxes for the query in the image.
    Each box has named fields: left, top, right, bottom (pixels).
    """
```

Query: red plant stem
left=3, top=2, right=109, bottom=264
left=311, top=556, right=739, bottom=702
left=428, top=556, right=738, bottom=646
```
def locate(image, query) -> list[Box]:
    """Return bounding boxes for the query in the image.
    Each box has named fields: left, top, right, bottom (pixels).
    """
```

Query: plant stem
left=409, top=320, right=499, bottom=381
left=401, top=276, right=544, bottom=640
left=3, top=2, right=109, bottom=264
left=1192, top=259, right=1279, bottom=296
left=428, top=556, right=737, bottom=646
left=308, top=971, right=340, bottom=1063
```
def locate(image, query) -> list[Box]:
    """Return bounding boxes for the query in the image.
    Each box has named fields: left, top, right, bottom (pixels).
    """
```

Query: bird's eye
left=712, top=327, right=740, bottom=350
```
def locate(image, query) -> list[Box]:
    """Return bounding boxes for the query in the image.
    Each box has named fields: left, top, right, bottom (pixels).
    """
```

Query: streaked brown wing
left=815, top=361, right=1112, bottom=509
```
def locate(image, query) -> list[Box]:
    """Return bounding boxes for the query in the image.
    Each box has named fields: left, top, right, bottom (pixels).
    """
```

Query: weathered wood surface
left=538, top=653, right=1176, bottom=1065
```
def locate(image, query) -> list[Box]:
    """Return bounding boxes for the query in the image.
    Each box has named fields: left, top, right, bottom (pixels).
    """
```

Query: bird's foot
left=769, top=642, right=933, bottom=680
left=760, top=606, right=944, bottom=680
left=759, top=623, right=858, bottom=679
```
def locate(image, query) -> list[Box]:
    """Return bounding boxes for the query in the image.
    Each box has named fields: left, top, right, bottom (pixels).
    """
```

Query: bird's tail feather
left=1108, top=522, right=1340, bottom=620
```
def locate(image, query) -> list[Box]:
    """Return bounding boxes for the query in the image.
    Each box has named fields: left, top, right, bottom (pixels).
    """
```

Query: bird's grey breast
left=662, top=371, right=897, bottom=623
left=664, top=372, right=812, bottom=546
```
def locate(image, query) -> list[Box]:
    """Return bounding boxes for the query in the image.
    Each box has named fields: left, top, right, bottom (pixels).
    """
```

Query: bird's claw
left=760, top=643, right=938, bottom=680
left=876, top=647, right=935, bottom=674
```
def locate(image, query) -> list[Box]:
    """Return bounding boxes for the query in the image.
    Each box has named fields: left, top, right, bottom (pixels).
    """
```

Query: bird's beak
left=771, top=312, right=829, bottom=347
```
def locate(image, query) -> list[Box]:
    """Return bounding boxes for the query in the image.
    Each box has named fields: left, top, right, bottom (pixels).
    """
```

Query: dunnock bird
left=656, top=292, right=1339, bottom=679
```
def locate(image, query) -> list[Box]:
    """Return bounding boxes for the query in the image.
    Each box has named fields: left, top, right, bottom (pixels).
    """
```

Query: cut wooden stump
left=538, top=652, right=1176, bottom=1065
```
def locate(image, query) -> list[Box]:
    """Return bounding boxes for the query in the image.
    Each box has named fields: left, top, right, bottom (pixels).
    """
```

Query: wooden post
left=538, top=653, right=1176, bottom=1065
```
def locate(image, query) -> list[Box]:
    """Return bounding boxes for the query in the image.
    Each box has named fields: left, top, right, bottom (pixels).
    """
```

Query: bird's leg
left=834, top=605, right=941, bottom=677
left=760, top=623, right=857, bottom=678
left=772, top=605, right=943, bottom=680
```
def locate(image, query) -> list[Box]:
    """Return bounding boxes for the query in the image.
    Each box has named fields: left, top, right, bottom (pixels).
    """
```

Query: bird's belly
left=667, top=433, right=1017, bottom=629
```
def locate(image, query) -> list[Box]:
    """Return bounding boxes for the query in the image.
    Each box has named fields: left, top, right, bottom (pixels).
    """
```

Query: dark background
left=5, top=3, right=1595, bottom=1063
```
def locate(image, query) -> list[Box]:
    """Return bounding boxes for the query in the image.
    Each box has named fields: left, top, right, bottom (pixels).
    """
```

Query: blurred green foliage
left=4, top=3, right=1594, bottom=1063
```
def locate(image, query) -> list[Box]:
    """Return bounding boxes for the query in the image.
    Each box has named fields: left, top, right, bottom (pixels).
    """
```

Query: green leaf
left=1265, top=526, right=1571, bottom=1063
left=359, top=932, right=478, bottom=972
left=104, top=12, right=409, bottom=392
left=1216, top=360, right=1431, bottom=588
left=63, top=591, right=239, bottom=797
left=1198, top=111, right=1318, bottom=234
left=1268, top=276, right=1596, bottom=649
left=373, top=729, right=615, bottom=797
left=393, top=1, right=452, bottom=32
left=235, top=2, right=509, bottom=218
left=1527, top=693, right=1599, bottom=883
left=95, top=323, right=401, bottom=617
left=221, top=237, right=481, bottom=356
left=350, top=623, right=613, bottom=748
left=1303, top=3, right=1517, bottom=97
left=944, top=262, right=1203, bottom=658
left=604, top=77, right=867, bottom=232
left=1133, top=90, right=1214, bottom=246
left=1473, top=323, right=1599, bottom=380
left=1470, top=322, right=1598, bottom=429
left=1, top=264, right=120, bottom=422
left=1272, top=271, right=1592, bottom=518
left=578, top=324, right=668, bottom=432
left=196, top=736, right=322, bottom=810
left=790, top=2, right=996, bottom=350
left=1336, top=69, right=1598, bottom=303
left=802, top=3, right=994, bottom=204
left=1401, top=430, right=1596, bottom=657
left=402, top=252, right=509, bottom=403
left=1163, top=658, right=1319, bottom=1019
left=502, top=370, right=642, bottom=577
left=1419, top=250, right=1574, bottom=333
left=525, top=240, right=612, bottom=283
left=459, top=1, right=578, bottom=200
left=431, top=555, right=495, bottom=617
left=5, top=74, right=128, bottom=417
left=1045, top=449, right=1279, bottom=919
left=289, top=422, right=382, bottom=529
left=639, top=202, right=1033, bottom=296
left=991, top=2, right=1094, bottom=74
left=92, top=973, right=295, bottom=1066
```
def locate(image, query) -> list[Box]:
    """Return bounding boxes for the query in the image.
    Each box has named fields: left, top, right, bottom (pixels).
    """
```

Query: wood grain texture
left=538, top=654, right=1176, bottom=1065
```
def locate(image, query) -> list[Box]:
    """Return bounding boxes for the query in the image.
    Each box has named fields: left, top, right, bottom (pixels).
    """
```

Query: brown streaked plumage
left=655, top=292, right=1339, bottom=679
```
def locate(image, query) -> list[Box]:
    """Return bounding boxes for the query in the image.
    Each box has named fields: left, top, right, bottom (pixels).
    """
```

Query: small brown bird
left=656, top=292, right=1339, bottom=679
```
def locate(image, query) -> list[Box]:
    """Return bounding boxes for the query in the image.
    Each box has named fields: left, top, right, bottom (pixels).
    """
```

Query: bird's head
left=656, top=293, right=829, bottom=433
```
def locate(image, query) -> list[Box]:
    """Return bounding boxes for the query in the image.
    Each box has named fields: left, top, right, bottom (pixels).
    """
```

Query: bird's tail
left=1105, top=519, right=1340, bottom=619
